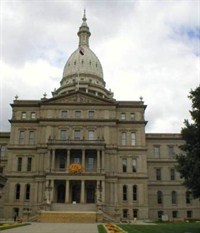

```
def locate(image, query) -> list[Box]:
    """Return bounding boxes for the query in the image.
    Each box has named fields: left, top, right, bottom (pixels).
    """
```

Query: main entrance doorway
left=71, top=181, right=81, bottom=203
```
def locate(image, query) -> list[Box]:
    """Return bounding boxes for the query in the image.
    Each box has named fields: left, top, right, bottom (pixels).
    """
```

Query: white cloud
left=1, top=0, right=199, bottom=133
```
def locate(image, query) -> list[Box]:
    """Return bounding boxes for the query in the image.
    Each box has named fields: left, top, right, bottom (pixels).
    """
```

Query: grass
left=0, top=223, right=30, bottom=231
left=97, top=224, right=107, bottom=233
left=98, top=222, right=200, bottom=233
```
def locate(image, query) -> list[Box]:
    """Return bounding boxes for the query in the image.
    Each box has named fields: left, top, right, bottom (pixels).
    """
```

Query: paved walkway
left=3, top=223, right=99, bottom=233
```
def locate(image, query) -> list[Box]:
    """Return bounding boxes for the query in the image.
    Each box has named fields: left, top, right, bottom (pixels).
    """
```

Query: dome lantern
left=78, top=9, right=91, bottom=47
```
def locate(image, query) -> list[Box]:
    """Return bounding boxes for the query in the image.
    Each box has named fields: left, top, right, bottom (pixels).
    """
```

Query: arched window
left=157, top=191, right=163, bottom=204
left=123, top=185, right=127, bottom=201
left=133, top=185, right=137, bottom=201
left=15, top=184, right=20, bottom=200
left=25, top=184, right=30, bottom=200
left=172, top=191, right=177, bottom=204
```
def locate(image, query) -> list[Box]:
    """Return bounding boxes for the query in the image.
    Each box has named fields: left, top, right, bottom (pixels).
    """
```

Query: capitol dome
left=62, top=46, right=103, bottom=80
left=53, top=11, right=113, bottom=99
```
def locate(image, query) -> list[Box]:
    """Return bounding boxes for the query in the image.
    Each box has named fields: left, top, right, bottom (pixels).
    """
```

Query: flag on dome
left=79, top=46, right=84, bottom=55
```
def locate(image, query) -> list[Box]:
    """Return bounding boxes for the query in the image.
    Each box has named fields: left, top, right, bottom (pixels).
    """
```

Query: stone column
left=102, top=180, right=105, bottom=203
left=65, top=180, right=69, bottom=203
left=47, top=150, right=51, bottom=172
left=50, top=180, right=54, bottom=203
left=97, top=150, right=100, bottom=173
left=82, top=149, right=85, bottom=169
left=97, top=180, right=100, bottom=203
left=67, top=150, right=70, bottom=172
left=114, top=182, right=118, bottom=204
left=51, top=149, right=55, bottom=171
left=81, top=180, right=85, bottom=203
left=101, top=150, right=105, bottom=172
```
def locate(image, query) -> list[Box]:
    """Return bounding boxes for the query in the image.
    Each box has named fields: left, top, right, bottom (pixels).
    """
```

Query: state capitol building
left=0, top=12, right=199, bottom=222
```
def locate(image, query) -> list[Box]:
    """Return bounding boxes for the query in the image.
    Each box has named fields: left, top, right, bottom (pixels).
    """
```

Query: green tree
left=177, top=85, right=200, bottom=198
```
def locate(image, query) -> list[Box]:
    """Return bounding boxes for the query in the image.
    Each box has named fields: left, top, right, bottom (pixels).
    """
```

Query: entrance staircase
left=39, top=203, right=98, bottom=223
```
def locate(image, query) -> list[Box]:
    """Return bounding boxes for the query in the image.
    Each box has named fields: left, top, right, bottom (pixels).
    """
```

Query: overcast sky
left=0, top=0, right=200, bottom=133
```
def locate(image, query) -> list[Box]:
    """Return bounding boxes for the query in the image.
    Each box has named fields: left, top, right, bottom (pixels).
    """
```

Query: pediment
left=43, top=91, right=115, bottom=105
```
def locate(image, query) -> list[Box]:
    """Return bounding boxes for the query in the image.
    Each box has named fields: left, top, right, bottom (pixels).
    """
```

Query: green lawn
left=98, top=222, right=200, bottom=233
left=0, top=223, right=30, bottom=231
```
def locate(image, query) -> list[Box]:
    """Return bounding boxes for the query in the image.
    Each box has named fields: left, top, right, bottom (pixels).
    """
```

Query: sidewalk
left=3, top=223, right=99, bottom=233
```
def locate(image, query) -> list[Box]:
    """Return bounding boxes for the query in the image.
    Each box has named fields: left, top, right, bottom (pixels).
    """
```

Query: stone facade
left=0, top=12, right=199, bottom=222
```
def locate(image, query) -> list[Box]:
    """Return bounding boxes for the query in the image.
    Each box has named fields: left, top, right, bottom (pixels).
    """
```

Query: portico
left=45, top=179, right=105, bottom=206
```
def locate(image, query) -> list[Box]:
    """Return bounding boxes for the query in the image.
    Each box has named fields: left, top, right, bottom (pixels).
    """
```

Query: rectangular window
left=187, top=210, right=192, bottom=218
left=172, top=191, right=177, bottom=204
left=132, top=185, right=137, bottom=201
left=61, top=111, right=68, bottom=118
left=157, top=191, right=163, bottom=204
left=74, top=157, right=80, bottom=164
left=60, top=130, right=67, bottom=140
left=21, top=112, right=26, bottom=119
left=59, top=156, right=65, bottom=169
left=15, top=184, right=20, bottom=200
left=172, top=210, right=178, bottom=218
left=31, top=112, right=36, bottom=119
left=186, top=191, right=192, bottom=204
left=170, top=168, right=175, bottom=180
left=154, top=146, right=160, bottom=158
left=19, top=131, right=25, bottom=144
left=121, top=113, right=126, bottom=120
left=123, top=209, right=128, bottom=218
left=0, top=145, right=6, bottom=157
left=131, top=132, right=136, bottom=146
left=132, top=158, right=137, bottom=172
left=133, top=209, right=138, bottom=218
left=121, top=132, right=126, bottom=145
left=122, top=158, right=127, bottom=173
left=27, top=157, right=32, bottom=171
left=88, top=111, right=95, bottom=119
left=88, top=130, right=94, bottom=140
left=87, top=157, right=94, bottom=171
left=29, top=131, right=35, bottom=145
left=130, top=113, right=135, bottom=120
left=168, top=145, right=175, bottom=158
left=17, top=157, right=22, bottom=172
left=123, top=185, right=128, bottom=201
left=25, top=184, right=30, bottom=200
left=75, top=111, right=81, bottom=118
left=158, top=211, right=163, bottom=219
left=74, top=130, right=81, bottom=140
left=156, top=168, right=161, bottom=180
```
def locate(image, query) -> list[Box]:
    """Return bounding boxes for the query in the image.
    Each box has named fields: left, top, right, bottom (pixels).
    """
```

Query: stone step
left=39, top=211, right=97, bottom=223
left=51, top=203, right=96, bottom=211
